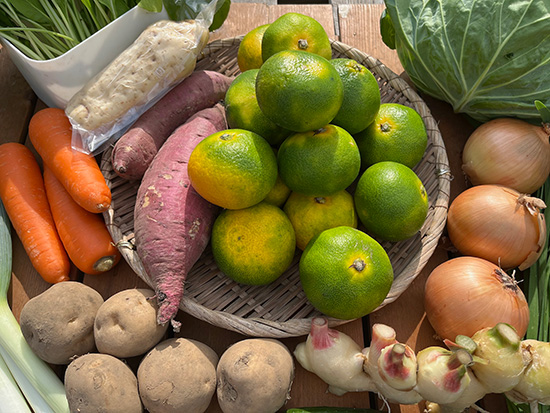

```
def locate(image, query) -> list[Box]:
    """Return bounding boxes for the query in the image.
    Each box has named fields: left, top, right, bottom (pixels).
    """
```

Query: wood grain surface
left=0, top=3, right=507, bottom=412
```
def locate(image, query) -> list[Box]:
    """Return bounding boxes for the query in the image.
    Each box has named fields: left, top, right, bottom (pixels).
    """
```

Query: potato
left=19, top=281, right=103, bottom=365
left=216, top=338, right=295, bottom=413
left=94, top=288, right=169, bottom=358
left=65, top=353, right=142, bottom=413
left=137, top=338, right=218, bottom=413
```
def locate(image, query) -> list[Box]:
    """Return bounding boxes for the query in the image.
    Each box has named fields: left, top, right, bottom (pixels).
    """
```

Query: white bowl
left=1, top=6, right=169, bottom=109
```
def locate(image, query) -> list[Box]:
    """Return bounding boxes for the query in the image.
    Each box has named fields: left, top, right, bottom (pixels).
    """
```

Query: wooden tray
left=100, top=37, right=451, bottom=338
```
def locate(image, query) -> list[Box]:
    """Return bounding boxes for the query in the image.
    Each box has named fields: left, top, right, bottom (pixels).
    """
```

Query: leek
left=0, top=352, right=31, bottom=413
left=0, top=201, right=70, bottom=413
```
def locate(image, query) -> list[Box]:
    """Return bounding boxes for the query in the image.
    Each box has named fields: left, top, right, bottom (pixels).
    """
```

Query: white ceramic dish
left=0, top=6, right=169, bottom=109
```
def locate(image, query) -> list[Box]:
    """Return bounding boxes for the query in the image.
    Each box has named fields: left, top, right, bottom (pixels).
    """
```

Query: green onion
left=0, top=201, right=70, bottom=413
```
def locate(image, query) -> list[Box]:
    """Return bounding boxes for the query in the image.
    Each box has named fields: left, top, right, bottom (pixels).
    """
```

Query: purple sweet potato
left=112, top=70, right=232, bottom=181
left=133, top=104, right=227, bottom=330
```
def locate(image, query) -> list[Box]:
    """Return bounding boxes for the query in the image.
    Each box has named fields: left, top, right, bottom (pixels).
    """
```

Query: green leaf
left=138, top=0, right=163, bottom=13
left=209, top=0, right=230, bottom=31
left=535, top=100, right=550, bottom=124
left=163, top=0, right=221, bottom=24
left=97, top=0, right=132, bottom=19
left=384, top=0, right=550, bottom=123
left=379, top=8, right=395, bottom=50
left=4, top=0, right=50, bottom=25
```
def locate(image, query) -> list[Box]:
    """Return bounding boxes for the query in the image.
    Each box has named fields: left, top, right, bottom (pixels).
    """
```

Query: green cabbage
left=381, top=0, right=550, bottom=123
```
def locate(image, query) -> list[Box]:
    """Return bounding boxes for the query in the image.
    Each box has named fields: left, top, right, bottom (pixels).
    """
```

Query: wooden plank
left=336, top=4, right=403, bottom=75
left=0, top=47, right=36, bottom=143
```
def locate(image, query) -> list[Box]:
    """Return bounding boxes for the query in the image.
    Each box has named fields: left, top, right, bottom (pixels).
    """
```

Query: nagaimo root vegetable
left=111, top=70, right=233, bottom=180
left=137, top=338, right=218, bottom=413
left=94, top=288, right=169, bottom=358
left=134, top=104, right=227, bottom=329
left=0, top=142, right=70, bottom=284
left=217, top=338, right=294, bottom=413
left=447, top=184, right=546, bottom=270
left=65, top=19, right=209, bottom=139
left=19, top=281, right=104, bottom=365
left=294, top=317, right=376, bottom=396
left=28, top=108, right=112, bottom=213
left=65, top=353, right=142, bottom=413
left=43, top=166, right=121, bottom=274
left=362, top=323, right=422, bottom=404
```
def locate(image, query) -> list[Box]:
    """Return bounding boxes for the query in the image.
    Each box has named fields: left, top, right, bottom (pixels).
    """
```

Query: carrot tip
left=92, top=255, right=118, bottom=273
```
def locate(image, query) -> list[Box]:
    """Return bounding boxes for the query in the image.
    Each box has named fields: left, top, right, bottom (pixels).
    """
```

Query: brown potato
left=94, top=288, right=168, bottom=358
left=216, top=338, right=295, bottom=413
left=19, top=281, right=104, bottom=365
left=137, top=338, right=218, bottom=413
left=65, top=353, right=142, bottom=413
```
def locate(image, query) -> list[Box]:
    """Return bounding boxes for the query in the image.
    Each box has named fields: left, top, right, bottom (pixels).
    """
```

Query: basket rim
left=102, top=37, right=451, bottom=338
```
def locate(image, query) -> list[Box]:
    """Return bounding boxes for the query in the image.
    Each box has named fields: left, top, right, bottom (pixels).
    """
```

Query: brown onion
left=424, top=256, right=529, bottom=341
left=447, top=184, right=546, bottom=270
left=462, top=118, right=550, bottom=194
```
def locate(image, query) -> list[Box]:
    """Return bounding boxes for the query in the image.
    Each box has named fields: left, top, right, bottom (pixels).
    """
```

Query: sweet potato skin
left=111, top=70, right=233, bottom=181
left=134, top=104, right=227, bottom=329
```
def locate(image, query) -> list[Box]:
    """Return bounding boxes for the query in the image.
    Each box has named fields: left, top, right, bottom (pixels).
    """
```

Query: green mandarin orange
left=188, top=129, right=277, bottom=210
left=261, top=12, right=332, bottom=61
left=211, top=202, right=296, bottom=285
left=277, top=124, right=361, bottom=196
left=283, top=190, right=357, bottom=250
left=255, top=50, right=343, bottom=132
left=354, top=161, right=429, bottom=242
left=299, top=226, right=393, bottom=320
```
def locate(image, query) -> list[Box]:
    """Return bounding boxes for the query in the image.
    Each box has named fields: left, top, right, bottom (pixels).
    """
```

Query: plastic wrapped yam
left=66, top=19, right=209, bottom=154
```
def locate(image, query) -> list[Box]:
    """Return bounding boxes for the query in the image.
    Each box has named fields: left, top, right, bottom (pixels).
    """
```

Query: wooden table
left=0, top=3, right=507, bottom=412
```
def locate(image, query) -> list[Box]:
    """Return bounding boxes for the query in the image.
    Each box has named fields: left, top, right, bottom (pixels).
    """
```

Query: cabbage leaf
left=382, top=0, right=550, bottom=123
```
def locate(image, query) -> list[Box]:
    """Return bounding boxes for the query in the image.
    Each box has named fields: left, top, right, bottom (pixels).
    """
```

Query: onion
left=424, top=256, right=530, bottom=341
left=447, top=184, right=546, bottom=270
left=462, top=118, right=550, bottom=194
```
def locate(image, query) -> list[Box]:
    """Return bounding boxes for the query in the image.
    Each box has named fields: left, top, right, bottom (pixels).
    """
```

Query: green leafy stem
left=0, top=0, right=230, bottom=60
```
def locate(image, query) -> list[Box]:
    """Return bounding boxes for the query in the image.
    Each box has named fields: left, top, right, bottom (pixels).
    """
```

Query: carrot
left=28, top=108, right=111, bottom=213
left=134, top=104, right=227, bottom=329
left=43, top=166, right=121, bottom=275
left=0, top=142, right=70, bottom=284
left=111, top=70, right=233, bottom=181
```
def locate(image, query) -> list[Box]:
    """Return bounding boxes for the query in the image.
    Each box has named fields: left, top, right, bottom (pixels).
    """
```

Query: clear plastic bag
left=67, top=0, right=220, bottom=155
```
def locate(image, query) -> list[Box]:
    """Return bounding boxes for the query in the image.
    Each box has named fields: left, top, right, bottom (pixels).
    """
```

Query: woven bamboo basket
left=100, top=37, right=451, bottom=338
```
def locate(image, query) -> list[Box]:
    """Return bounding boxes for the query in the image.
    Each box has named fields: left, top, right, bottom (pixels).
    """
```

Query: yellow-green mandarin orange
left=299, top=226, right=393, bottom=320
left=261, top=12, right=332, bottom=61
left=277, top=124, right=360, bottom=196
left=330, top=58, right=381, bottom=134
left=354, top=103, right=428, bottom=170
left=255, top=50, right=343, bottom=132
left=263, top=174, right=291, bottom=207
left=188, top=129, right=277, bottom=210
left=354, top=161, right=429, bottom=242
left=237, top=24, right=269, bottom=72
left=283, top=190, right=357, bottom=250
left=211, top=202, right=296, bottom=285
left=225, top=69, right=290, bottom=146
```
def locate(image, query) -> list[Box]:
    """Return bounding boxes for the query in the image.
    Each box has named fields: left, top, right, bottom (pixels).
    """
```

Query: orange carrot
left=28, top=108, right=111, bottom=213
left=0, top=142, right=70, bottom=284
left=43, top=166, right=122, bottom=275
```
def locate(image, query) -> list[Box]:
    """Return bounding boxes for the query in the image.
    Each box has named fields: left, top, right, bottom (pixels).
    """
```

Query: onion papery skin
left=462, top=118, right=550, bottom=194
left=447, top=185, right=546, bottom=270
left=424, top=256, right=529, bottom=342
